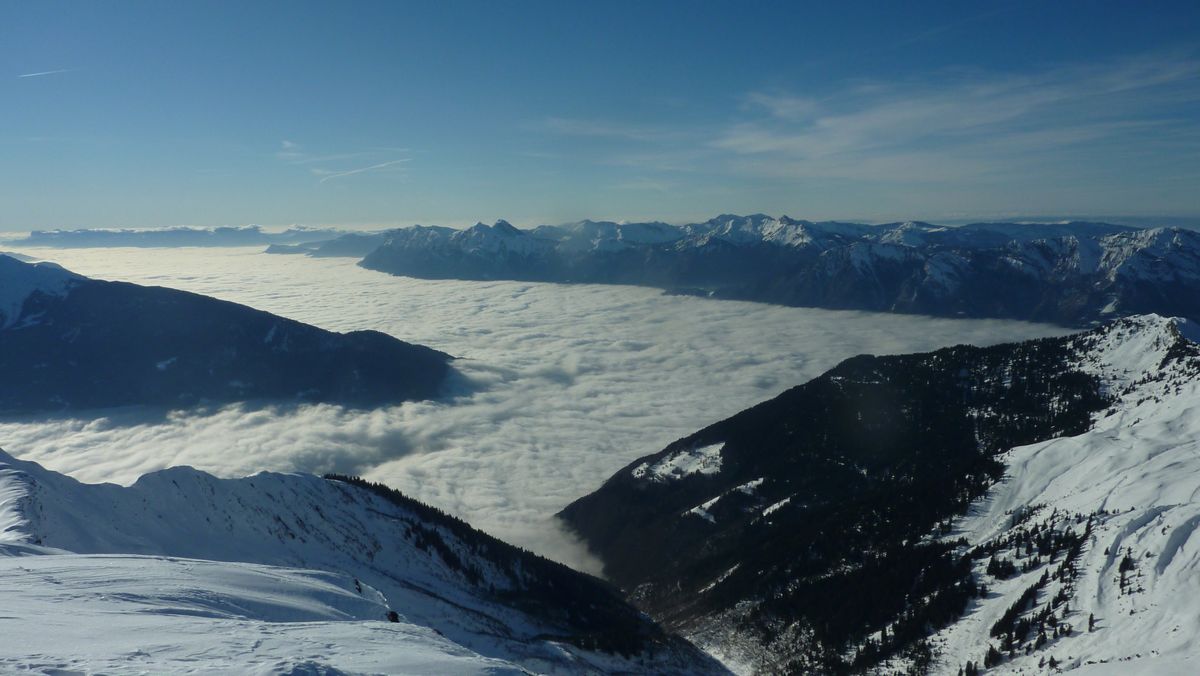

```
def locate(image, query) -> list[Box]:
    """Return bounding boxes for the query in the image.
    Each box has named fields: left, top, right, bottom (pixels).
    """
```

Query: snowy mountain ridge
left=0, top=450, right=723, bottom=674
left=355, top=216, right=1200, bottom=325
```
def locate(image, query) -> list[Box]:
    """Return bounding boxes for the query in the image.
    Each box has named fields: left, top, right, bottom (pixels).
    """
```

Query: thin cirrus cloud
left=713, top=51, right=1200, bottom=181
left=544, top=50, right=1200, bottom=189
left=276, top=140, right=410, bottom=183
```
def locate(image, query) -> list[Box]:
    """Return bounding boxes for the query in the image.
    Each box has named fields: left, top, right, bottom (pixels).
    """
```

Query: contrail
left=318, top=158, right=409, bottom=183
left=17, top=69, right=72, bottom=79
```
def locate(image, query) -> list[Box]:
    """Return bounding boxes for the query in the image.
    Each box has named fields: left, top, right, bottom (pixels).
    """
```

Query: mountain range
left=278, top=214, right=1200, bottom=326
left=559, top=314, right=1200, bottom=673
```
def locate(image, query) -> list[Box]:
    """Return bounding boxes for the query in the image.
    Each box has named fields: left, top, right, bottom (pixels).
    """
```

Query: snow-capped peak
left=0, top=255, right=80, bottom=328
left=1070, top=314, right=1199, bottom=397
left=454, top=220, right=554, bottom=256
left=490, top=219, right=520, bottom=235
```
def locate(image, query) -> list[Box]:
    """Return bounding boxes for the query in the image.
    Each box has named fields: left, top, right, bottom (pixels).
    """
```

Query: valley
left=0, top=246, right=1066, bottom=571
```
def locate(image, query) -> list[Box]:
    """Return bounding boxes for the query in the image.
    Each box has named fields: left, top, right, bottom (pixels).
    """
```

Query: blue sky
left=3, top=1, right=1198, bottom=229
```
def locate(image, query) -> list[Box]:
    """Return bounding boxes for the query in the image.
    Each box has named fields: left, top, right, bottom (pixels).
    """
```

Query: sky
left=2, top=0, right=1199, bottom=229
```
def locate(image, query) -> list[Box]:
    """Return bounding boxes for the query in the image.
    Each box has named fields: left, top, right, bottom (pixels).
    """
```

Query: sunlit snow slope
left=0, top=452, right=722, bottom=675
left=0, top=555, right=526, bottom=675
left=933, top=315, right=1200, bottom=674
left=559, top=314, right=1199, bottom=674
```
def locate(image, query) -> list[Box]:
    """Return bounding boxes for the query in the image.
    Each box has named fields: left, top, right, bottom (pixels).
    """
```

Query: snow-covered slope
left=0, top=451, right=723, bottom=674
left=533, top=219, right=681, bottom=252
left=0, top=253, right=79, bottom=328
left=358, top=221, right=561, bottom=281
left=0, top=555, right=527, bottom=675
left=685, top=214, right=873, bottom=249
left=455, top=220, right=556, bottom=256
left=930, top=315, right=1200, bottom=674
left=560, top=314, right=1200, bottom=674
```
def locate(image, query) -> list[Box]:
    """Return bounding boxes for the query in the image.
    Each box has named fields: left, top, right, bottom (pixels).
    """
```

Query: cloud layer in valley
left=0, top=247, right=1070, bottom=571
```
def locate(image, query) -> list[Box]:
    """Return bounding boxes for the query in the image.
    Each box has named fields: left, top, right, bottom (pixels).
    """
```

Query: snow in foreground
left=0, top=449, right=720, bottom=675
left=930, top=316, right=1200, bottom=674
left=0, top=555, right=524, bottom=675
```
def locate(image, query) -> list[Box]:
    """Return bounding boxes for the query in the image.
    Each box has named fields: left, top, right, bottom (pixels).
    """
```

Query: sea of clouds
left=0, top=247, right=1070, bottom=572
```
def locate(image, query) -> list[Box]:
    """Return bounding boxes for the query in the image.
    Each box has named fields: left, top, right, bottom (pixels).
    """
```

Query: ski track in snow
left=0, top=246, right=1067, bottom=571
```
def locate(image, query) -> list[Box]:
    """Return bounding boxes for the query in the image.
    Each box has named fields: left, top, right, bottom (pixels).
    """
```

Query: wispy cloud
left=277, top=139, right=305, bottom=160
left=277, top=141, right=410, bottom=183
left=313, top=158, right=410, bottom=183
left=538, top=49, right=1200, bottom=190
left=292, top=149, right=407, bottom=165
left=17, top=68, right=73, bottom=79
left=713, top=51, right=1200, bottom=182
